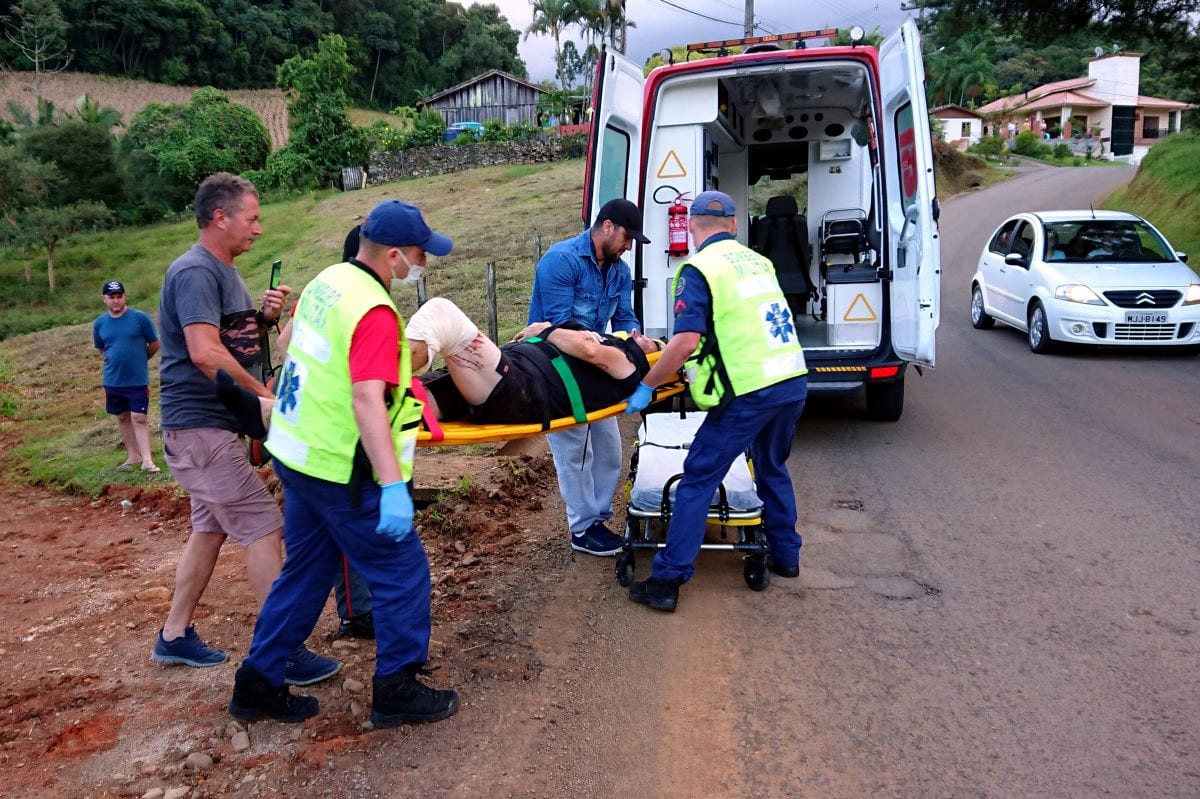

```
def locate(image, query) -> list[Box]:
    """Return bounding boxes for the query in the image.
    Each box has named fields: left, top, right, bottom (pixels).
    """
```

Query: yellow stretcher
left=416, top=351, right=685, bottom=446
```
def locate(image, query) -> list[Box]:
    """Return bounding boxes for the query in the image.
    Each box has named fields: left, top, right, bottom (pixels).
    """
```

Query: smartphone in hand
left=269, top=259, right=283, bottom=289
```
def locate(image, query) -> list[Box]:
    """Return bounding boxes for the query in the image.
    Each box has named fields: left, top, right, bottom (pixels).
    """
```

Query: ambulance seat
left=753, top=195, right=814, bottom=299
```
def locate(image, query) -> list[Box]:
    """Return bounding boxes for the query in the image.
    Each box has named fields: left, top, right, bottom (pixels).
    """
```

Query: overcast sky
left=478, top=0, right=914, bottom=84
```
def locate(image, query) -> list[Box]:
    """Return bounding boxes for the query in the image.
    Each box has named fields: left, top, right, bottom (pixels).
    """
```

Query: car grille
left=1113, top=323, right=1178, bottom=341
left=1103, top=290, right=1181, bottom=308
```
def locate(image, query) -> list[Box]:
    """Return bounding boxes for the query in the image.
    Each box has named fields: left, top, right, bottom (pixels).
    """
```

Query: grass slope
left=0, top=160, right=587, bottom=495
left=1104, top=131, right=1200, bottom=267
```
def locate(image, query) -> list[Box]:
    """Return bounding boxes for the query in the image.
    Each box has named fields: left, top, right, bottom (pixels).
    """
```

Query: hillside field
left=2, top=71, right=293, bottom=147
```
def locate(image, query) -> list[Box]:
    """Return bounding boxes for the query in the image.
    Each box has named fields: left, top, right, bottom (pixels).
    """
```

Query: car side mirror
left=1176, top=251, right=1188, bottom=264
left=1004, top=252, right=1028, bottom=268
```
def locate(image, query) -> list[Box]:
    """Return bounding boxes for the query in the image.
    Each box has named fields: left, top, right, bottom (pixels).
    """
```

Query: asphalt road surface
left=353, top=163, right=1200, bottom=798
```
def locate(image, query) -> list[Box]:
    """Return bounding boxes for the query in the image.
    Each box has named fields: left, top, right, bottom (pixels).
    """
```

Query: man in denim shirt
left=528, top=198, right=648, bottom=555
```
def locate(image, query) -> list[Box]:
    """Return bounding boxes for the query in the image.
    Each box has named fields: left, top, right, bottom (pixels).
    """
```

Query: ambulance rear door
left=584, top=46, right=646, bottom=224
left=879, top=19, right=939, bottom=368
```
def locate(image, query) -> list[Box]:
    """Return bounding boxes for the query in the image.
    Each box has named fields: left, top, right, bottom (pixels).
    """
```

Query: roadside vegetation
left=1103, top=130, right=1200, bottom=272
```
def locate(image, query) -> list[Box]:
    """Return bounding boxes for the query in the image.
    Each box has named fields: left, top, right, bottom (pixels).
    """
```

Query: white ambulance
left=584, top=21, right=939, bottom=420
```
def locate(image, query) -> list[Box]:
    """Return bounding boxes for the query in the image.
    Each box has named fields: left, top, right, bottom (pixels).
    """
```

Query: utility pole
left=899, top=0, right=925, bottom=26
left=744, top=0, right=754, bottom=37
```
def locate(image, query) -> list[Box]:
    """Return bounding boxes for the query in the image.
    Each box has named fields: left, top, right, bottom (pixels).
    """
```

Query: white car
left=970, top=211, right=1200, bottom=354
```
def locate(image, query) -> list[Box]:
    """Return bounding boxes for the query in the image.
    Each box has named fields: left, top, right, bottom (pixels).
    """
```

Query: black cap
left=595, top=198, right=650, bottom=244
left=102, top=280, right=125, bottom=295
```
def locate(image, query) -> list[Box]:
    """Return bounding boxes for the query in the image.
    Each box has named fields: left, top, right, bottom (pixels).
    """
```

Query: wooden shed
left=419, top=69, right=547, bottom=127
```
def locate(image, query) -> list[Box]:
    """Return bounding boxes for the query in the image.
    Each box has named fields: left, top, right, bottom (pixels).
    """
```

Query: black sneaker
left=229, top=663, right=319, bottom=723
left=370, top=665, right=460, bottom=727
left=570, top=522, right=623, bottom=557
left=336, top=612, right=376, bottom=640
left=628, top=577, right=680, bottom=612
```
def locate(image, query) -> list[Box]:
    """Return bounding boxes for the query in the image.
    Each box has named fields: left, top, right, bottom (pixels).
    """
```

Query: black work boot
left=336, top=612, right=376, bottom=640
left=370, top=665, right=460, bottom=727
left=628, top=576, right=680, bottom=612
left=229, top=662, right=319, bottom=723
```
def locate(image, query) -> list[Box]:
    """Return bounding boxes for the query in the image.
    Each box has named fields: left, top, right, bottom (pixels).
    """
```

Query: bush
left=481, top=119, right=507, bottom=143
left=559, top=133, right=586, bottom=158
left=365, top=120, right=409, bottom=153
left=20, top=121, right=125, bottom=209
left=1052, top=143, right=1072, bottom=160
left=969, top=135, right=1005, bottom=160
left=121, top=89, right=271, bottom=212
left=1013, top=130, right=1051, bottom=158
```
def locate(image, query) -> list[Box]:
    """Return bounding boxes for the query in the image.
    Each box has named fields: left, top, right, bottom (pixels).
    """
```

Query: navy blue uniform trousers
left=245, top=460, right=431, bottom=684
left=650, top=375, right=808, bottom=584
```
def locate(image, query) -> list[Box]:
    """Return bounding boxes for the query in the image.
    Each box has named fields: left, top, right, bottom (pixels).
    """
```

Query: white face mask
left=391, top=249, right=424, bottom=289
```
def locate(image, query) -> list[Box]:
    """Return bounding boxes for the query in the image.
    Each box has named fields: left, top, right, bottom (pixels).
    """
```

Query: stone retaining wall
left=366, top=138, right=581, bottom=185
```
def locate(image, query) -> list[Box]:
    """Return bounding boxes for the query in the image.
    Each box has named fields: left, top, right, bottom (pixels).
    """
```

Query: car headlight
left=1183, top=284, right=1200, bottom=305
left=1054, top=284, right=1105, bottom=305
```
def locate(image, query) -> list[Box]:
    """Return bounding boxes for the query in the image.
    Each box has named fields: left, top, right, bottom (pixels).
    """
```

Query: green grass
left=1103, top=131, right=1200, bottom=271
left=0, top=160, right=588, bottom=494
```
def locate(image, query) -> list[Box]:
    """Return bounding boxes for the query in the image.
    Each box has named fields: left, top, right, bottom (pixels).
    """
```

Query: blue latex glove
left=376, top=481, right=413, bottom=541
left=624, top=382, right=654, bottom=415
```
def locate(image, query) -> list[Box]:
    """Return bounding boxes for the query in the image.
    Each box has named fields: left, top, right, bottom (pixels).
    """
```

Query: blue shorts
left=104, top=385, right=150, bottom=415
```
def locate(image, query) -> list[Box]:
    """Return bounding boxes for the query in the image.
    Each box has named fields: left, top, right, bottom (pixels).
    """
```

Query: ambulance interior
left=646, top=57, right=884, bottom=351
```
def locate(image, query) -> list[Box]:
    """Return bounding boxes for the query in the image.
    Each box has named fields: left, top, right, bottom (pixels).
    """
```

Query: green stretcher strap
left=525, top=336, right=588, bottom=424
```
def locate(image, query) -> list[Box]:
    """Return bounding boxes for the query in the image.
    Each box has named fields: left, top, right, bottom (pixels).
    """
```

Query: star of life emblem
left=761, top=301, right=795, bottom=347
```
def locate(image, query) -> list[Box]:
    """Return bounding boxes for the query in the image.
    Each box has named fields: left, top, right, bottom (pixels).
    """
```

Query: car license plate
left=1124, top=311, right=1168, bottom=323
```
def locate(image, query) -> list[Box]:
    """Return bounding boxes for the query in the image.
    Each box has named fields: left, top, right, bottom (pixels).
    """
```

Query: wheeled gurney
left=615, top=408, right=772, bottom=591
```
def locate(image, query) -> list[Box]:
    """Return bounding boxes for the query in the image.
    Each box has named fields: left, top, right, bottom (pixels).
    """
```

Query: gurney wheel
left=615, top=551, right=635, bottom=587
left=743, top=555, right=770, bottom=592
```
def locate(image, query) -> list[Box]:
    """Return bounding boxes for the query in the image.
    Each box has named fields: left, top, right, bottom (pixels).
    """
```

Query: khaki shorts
left=163, top=427, right=282, bottom=545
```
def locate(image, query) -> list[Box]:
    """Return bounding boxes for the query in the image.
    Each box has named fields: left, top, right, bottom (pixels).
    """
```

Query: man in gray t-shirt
left=151, top=172, right=339, bottom=688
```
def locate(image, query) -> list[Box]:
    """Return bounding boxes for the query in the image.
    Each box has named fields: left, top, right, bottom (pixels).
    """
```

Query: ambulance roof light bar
left=685, top=27, right=842, bottom=56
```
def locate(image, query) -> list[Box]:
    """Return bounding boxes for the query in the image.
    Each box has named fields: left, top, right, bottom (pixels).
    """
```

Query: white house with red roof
left=932, top=104, right=985, bottom=149
left=975, top=52, right=1194, bottom=162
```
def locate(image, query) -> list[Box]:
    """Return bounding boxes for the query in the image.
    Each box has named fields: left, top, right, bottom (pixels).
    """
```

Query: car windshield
left=1044, top=220, right=1175, bottom=263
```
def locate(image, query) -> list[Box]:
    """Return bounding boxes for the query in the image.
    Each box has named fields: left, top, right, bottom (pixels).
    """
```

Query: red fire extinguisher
left=667, top=193, right=690, bottom=257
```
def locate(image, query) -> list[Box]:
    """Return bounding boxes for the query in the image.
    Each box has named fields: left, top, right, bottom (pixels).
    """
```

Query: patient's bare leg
left=408, top=298, right=502, bottom=405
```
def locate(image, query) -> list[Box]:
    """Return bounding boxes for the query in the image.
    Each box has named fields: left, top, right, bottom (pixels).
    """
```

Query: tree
left=2, top=0, right=72, bottom=95
left=121, top=87, right=271, bottom=215
left=72, top=94, right=123, bottom=131
left=526, top=0, right=577, bottom=90
left=270, top=34, right=368, bottom=189
left=23, top=201, right=110, bottom=292
left=0, top=147, right=58, bottom=282
left=924, top=0, right=1200, bottom=43
left=20, top=120, right=125, bottom=208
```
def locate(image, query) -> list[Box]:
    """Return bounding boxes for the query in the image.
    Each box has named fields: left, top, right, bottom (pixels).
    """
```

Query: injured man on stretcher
left=217, top=297, right=661, bottom=437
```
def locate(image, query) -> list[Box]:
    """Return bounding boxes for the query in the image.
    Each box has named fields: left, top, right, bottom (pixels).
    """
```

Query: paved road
left=368, top=163, right=1199, bottom=798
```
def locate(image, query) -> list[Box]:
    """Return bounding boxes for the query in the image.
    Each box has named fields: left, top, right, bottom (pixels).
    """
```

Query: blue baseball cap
left=361, top=200, right=453, bottom=256
left=690, top=190, right=736, bottom=217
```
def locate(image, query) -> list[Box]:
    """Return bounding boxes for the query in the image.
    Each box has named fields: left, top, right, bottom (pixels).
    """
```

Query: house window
left=960, top=122, right=971, bottom=138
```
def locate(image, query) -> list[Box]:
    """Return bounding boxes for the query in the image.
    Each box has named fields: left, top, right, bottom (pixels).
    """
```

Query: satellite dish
left=1094, top=46, right=1105, bottom=57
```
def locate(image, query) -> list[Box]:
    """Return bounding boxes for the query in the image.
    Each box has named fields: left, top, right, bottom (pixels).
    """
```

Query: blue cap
left=690, top=190, right=736, bottom=217
left=361, top=200, right=453, bottom=256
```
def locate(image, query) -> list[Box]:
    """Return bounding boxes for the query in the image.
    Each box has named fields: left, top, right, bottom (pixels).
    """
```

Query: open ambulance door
left=583, top=46, right=645, bottom=225
left=879, top=20, right=939, bottom=368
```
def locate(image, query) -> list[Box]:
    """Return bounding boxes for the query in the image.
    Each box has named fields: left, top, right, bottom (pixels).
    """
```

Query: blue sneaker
left=152, top=626, right=229, bottom=668
left=571, top=522, right=624, bottom=557
left=284, top=646, right=341, bottom=686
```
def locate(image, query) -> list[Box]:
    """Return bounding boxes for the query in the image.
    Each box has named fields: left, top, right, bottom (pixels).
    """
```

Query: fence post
left=416, top=275, right=427, bottom=308
left=486, top=261, right=498, bottom=342
left=534, top=233, right=543, bottom=264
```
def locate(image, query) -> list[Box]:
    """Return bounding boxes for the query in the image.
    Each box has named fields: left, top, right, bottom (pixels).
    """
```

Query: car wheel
left=865, top=378, right=904, bottom=422
left=1027, top=301, right=1055, bottom=354
left=970, top=284, right=995, bottom=329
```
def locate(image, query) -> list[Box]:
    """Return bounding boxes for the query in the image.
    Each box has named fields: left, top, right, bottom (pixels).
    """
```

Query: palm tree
left=525, top=0, right=577, bottom=90
left=73, top=94, right=123, bottom=131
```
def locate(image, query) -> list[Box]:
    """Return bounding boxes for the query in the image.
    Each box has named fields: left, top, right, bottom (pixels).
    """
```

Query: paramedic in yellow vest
left=623, top=190, right=809, bottom=612
left=228, top=200, right=460, bottom=727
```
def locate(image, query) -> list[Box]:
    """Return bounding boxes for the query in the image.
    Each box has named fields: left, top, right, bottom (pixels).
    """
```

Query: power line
left=640, top=0, right=782, bottom=35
